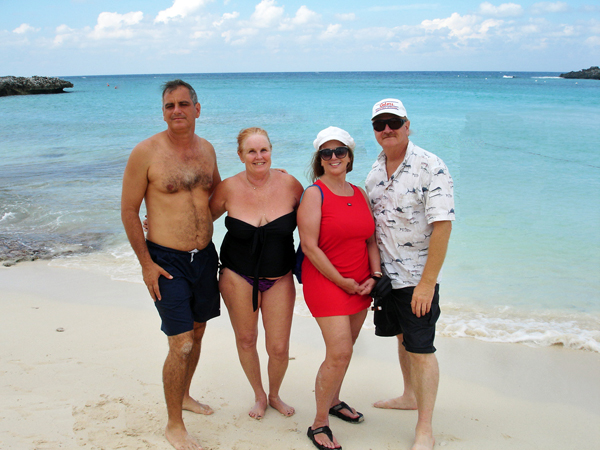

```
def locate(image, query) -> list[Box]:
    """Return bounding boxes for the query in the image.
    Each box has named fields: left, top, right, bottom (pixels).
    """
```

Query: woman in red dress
left=298, top=126, right=382, bottom=450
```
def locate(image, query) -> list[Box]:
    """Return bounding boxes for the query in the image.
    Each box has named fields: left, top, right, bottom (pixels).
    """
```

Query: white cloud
left=479, top=2, right=523, bottom=18
left=155, top=0, right=210, bottom=24
left=279, top=5, right=320, bottom=30
left=320, top=23, right=343, bottom=39
left=13, top=23, right=40, bottom=34
left=422, top=13, right=478, bottom=37
left=585, top=35, right=600, bottom=46
left=291, top=6, right=320, bottom=25
left=250, top=0, right=284, bottom=28
left=479, top=18, right=504, bottom=34
left=90, top=11, right=143, bottom=39
left=213, top=12, right=240, bottom=28
left=335, top=13, right=355, bottom=21
left=531, top=2, right=569, bottom=15
left=421, top=13, right=503, bottom=40
left=53, top=24, right=77, bottom=46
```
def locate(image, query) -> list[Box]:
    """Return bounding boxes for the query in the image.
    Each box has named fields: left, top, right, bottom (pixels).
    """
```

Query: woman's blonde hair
left=237, top=127, right=272, bottom=155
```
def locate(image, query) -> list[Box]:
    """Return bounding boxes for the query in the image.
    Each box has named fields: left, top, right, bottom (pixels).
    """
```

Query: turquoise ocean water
left=1, top=72, right=599, bottom=351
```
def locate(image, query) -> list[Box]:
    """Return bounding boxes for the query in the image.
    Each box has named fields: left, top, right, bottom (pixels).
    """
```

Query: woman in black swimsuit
left=210, top=127, right=304, bottom=419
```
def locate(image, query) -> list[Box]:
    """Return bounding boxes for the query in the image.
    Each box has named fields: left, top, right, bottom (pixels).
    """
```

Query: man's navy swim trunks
left=147, top=240, right=220, bottom=336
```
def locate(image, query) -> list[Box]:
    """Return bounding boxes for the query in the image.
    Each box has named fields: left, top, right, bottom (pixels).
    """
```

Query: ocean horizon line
left=56, top=70, right=566, bottom=79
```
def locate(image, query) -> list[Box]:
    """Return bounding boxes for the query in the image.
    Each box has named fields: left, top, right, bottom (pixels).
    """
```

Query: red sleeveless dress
left=302, top=180, right=374, bottom=317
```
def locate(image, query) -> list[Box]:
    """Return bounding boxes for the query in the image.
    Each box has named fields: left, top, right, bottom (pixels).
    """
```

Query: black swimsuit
left=220, top=211, right=297, bottom=311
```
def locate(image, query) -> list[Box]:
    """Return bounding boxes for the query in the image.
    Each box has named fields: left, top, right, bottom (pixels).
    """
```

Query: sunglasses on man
left=319, top=147, right=349, bottom=161
left=372, top=118, right=406, bottom=132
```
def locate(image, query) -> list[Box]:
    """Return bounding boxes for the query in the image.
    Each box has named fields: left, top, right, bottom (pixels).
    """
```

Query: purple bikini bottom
left=233, top=270, right=279, bottom=292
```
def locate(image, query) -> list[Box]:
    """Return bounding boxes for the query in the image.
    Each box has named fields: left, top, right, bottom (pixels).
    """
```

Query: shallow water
left=1, top=71, right=598, bottom=351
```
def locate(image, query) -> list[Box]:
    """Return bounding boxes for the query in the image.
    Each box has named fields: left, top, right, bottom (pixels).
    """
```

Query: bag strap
left=299, top=183, right=324, bottom=205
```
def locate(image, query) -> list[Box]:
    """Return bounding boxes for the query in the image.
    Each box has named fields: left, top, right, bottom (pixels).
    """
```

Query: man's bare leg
left=164, top=330, right=203, bottom=450
left=409, top=352, right=438, bottom=450
left=374, top=334, right=418, bottom=410
left=182, top=322, right=214, bottom=415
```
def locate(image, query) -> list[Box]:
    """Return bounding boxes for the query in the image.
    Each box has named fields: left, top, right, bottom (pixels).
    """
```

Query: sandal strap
left=311, top=426, right=333, bottom=440
left=331, top=401, right=352, bottom=413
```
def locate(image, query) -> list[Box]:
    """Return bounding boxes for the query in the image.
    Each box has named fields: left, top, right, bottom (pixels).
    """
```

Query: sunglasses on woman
left=319, top=147, right=349, bottom=161
left=372, top=118, right=406, bottom=132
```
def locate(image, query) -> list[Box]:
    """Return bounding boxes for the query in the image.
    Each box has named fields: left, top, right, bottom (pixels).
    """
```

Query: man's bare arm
left=121, top=144, right=172, bottom=301
left=411, top=220, right=452, bottom=317
left=208, top=141, right=221, bottom=196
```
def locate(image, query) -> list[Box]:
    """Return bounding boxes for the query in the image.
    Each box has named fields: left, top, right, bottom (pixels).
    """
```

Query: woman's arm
left=297, top=185, right=359, bottom=295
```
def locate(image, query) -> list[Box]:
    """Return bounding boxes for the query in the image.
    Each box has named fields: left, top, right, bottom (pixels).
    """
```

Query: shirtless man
left=121, top=80, right=221, bottom=450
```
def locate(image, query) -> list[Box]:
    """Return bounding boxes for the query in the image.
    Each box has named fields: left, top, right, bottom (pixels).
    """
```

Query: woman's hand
left=338, top=277, right=360, bottom=294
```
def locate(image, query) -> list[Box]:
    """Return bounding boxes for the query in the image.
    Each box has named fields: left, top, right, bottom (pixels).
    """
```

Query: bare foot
left=249, top=398, right=267, bottom=420
left=165, top=423, right=203, bottom=450
left=373, top=395, right=417, bottom=410
left=269, top=395, right=295, bottom=417
left=183, top=395, right=214, bottom=415
left=412, top=424, right=435, bottom=450
left=411, top=433, right=435, bottom=450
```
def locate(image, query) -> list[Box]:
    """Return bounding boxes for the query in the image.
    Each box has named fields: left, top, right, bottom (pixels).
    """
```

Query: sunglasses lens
left=373, top=121, right=386, bottom=132
left=388, top=119, right=404, bottom=130
left=319, top=147, right=349, bottom=160
left=373, top=119, right=404, bottom=131
left=334, top=147, right=348, bottom=158
left=319, top=149, right=333, bottom=160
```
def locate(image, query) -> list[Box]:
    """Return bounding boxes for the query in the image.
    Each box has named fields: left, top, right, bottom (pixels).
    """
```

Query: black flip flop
left=307, top=426, right=342, bottom=450
left=329, top=401, right=364, bottom=423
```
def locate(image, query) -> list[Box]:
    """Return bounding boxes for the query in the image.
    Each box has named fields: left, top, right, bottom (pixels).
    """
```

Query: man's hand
left=142, top=262, right=173, bottom=302
left=411, top=282, right=435, bottom=318
left=358, top=277, right=377, bottom=296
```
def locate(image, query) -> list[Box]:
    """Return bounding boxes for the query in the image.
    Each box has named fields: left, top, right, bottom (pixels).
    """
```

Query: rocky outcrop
left=560, top=66, right=600, bottom=80
left=0, top=233, right=99, bottom=267
left=0, top=76, right=73, bottom=97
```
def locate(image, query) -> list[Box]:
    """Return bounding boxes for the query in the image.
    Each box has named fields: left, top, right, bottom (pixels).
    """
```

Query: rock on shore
left=0, top=76, right=74, bottom=97
left=559, top=66, right=600, bottom=80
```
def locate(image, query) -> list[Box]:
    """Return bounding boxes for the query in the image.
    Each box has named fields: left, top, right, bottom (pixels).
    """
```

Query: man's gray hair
left=161, top=79, right=198, bottom=104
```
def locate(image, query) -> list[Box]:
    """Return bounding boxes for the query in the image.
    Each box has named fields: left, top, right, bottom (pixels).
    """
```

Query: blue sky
left=2, top=0, right=599, bottom=76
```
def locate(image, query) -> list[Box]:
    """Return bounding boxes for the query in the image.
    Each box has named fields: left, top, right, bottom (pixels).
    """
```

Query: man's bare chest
left=152, top=154, right=213, bottom=193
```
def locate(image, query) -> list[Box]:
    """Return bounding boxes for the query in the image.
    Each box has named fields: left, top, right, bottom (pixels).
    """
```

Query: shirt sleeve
left=423, top=157, right=455, bottom=224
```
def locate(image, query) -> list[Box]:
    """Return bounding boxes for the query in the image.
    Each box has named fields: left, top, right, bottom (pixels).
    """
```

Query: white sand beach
left=1, top=261, right=599, bottom=450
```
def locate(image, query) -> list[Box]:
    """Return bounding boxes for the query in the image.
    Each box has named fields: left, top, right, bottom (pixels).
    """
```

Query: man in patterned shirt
left=365, top=98, right=455, bottom=450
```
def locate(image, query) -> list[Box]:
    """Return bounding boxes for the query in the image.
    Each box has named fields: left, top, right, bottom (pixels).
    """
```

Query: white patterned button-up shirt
left=365, top=141, right=455, bottom=288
